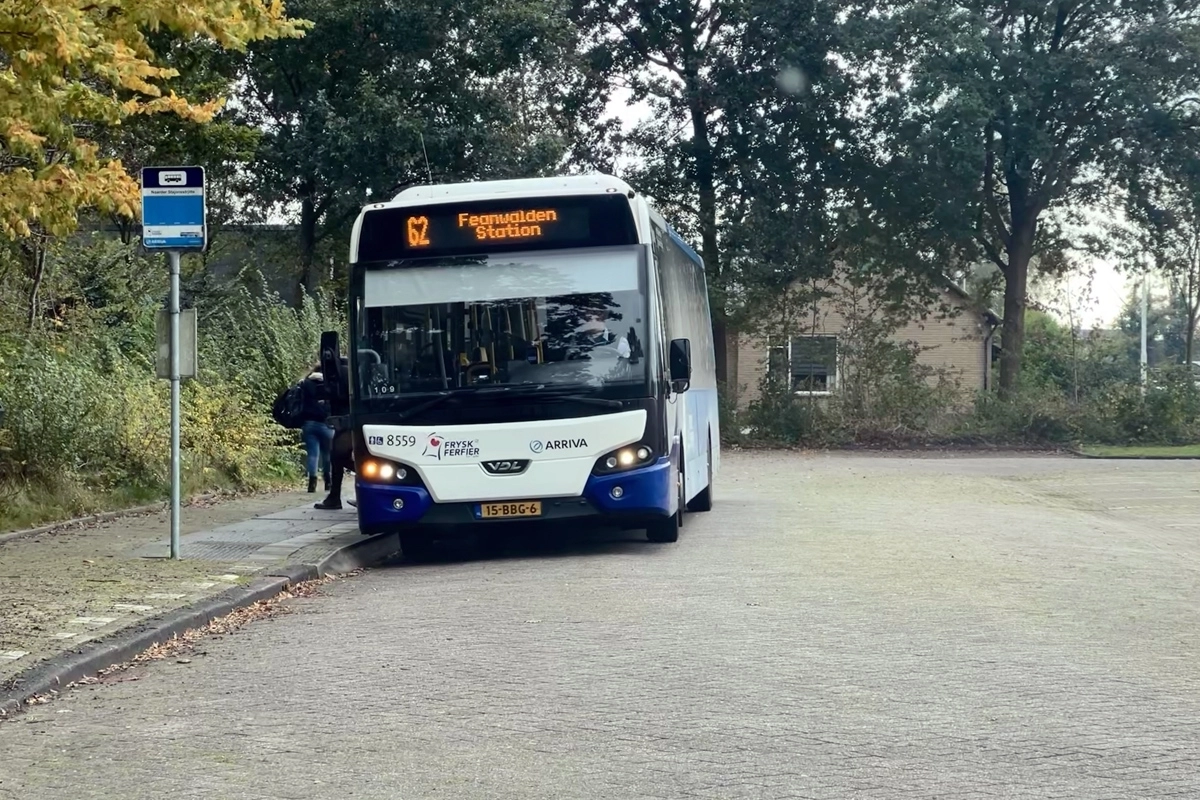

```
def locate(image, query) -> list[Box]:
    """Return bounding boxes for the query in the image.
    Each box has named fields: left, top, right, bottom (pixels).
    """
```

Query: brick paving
left=0, top=485, right=359, bottom=683
left=2, top=451, right=1200, bottom=799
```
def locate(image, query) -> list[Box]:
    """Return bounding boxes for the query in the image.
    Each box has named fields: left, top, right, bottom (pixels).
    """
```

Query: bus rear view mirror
left=669, top=338, right=691, bottom=393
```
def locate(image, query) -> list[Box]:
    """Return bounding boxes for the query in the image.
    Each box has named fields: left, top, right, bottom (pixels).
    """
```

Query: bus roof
left=381, top=174, right=638, bottom=209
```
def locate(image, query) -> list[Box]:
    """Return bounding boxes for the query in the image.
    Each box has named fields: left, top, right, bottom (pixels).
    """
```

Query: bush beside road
left=0, top=241, right=342, bottom=532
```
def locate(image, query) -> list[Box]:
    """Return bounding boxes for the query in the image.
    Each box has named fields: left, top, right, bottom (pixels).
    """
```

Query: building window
left=766, top=335, right=838, bottom=394
left=790, top=335, right=837, bottom=393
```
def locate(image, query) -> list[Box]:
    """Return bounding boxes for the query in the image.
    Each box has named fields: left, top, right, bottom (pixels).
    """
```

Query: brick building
left=733, top=276, right=1001, bottom=410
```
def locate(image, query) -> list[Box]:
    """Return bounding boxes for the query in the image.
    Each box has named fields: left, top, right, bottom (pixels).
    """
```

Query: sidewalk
left=0, top=483, right=365, bottom=687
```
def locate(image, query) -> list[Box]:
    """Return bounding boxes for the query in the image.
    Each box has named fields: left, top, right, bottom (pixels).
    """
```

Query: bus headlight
left=593, top=445, right=655, bottom=475
left=360, top=458, right=419, bottom=486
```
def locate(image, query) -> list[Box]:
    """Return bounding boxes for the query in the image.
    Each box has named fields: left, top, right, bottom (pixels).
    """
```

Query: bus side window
left=651, top=226, right=671, bottom=345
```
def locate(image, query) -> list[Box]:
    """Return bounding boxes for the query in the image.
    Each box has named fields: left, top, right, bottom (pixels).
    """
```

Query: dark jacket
left=299, top=374, right=331, bottom=423
left=325, top=357, right=351, bottom=418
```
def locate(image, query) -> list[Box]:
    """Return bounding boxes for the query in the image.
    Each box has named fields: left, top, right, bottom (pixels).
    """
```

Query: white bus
left=335, top=174, right=719, bottom=557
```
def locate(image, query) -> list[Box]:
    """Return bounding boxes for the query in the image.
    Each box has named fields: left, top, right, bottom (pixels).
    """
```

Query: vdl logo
left=482, top=460, right=530, bottom=476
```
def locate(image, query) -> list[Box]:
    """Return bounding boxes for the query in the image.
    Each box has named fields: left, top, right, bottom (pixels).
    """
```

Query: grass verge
left=0, top=466, right=300, bottom=533
left=1077, top=444, right=1200, bottom=459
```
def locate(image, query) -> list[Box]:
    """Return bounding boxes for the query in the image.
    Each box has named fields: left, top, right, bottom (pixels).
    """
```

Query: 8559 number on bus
left=368, top=435, right=417, bottom=448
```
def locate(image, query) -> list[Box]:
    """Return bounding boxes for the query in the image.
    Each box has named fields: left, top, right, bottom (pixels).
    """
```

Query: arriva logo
left=530, top=438, right=588, bottom=453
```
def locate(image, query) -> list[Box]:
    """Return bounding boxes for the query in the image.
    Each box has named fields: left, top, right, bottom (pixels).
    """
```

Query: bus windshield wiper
left=503, top=385, right=625, bottom=409
left=394, top=391, right=457, bottom=421
left=393, top=385, right=623, bottom=417
left=393, top=386, right=522, bottom=419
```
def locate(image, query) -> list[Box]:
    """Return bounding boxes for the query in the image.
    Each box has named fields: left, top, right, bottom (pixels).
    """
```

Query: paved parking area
left=2, top=451, right=1199, bottom=799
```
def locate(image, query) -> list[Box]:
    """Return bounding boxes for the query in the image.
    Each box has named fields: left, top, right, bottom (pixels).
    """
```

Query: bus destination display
left=356, top=194, right=639, bottom=261
left=407, top=208, right=573, bottom=248
left=403, top=206, right=587, bottom=251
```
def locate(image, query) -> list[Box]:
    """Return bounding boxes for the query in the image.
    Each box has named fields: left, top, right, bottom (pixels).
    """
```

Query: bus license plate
left=479, top=501, right=542, bottom=519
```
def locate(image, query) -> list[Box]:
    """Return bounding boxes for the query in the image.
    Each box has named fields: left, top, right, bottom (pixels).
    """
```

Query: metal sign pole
left=1141, top=268, right=1149, bottom=396
left=141, top=165, right=205, bottom=561
left=169, top=250, right=182, bottom=559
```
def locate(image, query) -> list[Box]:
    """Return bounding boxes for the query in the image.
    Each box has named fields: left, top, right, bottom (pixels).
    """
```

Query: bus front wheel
left=686, top=435, right=714, bottom=513
left=647, top=469, right=683, bottom=543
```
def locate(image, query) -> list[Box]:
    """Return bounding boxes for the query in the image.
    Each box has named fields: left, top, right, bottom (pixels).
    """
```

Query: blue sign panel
left=141, top=166, right=206, bottom=250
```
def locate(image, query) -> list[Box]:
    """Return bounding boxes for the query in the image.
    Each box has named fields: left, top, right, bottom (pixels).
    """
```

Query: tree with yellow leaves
left=0, top=0, right=308, bottom=240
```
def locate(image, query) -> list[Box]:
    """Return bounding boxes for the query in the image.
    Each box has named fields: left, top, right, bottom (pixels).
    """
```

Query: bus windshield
left=354, top=247, right=651, bottom=405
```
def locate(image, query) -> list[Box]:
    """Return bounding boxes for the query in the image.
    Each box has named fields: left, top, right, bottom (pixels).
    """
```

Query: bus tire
left=647, top=466, right=683, bottom=543
left=400, top=531, right=437, bottom=562
left=686, top=435, right=714, bottom=513
left=646, top=513, right=679, bottom=543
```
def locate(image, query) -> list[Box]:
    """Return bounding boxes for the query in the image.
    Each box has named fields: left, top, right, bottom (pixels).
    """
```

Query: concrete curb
left=0, top=531, right=400, bottom=719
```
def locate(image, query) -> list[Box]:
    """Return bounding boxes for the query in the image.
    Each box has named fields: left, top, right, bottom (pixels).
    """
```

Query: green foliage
left=846, top=0, right=1200, bottom=390
left=199, top=280, right=342, bottom=407
left=1093, top=365, right=1200, bottom=445
left=238, top=0, right=579, bottom=295
left=732, top=305, right=1200, bottom=450
left=740, top=382, right=829, bottom=447
left=1116, top=88, right=1200, bottom=363
left=956, top=386, right=1078, bottom=445
left=1114, top=285, right=1195, bottom=368
left=0, top=239, right=335, bottom=529
left=830, top=335, right=959, bottom=441
left=570, top=0, right=870, bottom=389
left=1023, top=310, right=1139, bottom=401
left=0, top=347, right=121, bottom=478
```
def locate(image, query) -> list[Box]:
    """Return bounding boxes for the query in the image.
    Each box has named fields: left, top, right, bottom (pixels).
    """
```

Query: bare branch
left=979, top=234, right=1010, bottom=275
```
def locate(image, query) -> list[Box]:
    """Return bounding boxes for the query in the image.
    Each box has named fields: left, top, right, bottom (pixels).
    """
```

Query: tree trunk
left=1186, top=268, right=1198, bottom=366
left=296, top=189, right=320, bottom=304
left=998, top=215, right=1037, bottom=396
left=686, top=76, right=729, bottom=386
left=24, top=237, right=48, bottom=330
left=1186, top=312, right=1196, bottom=366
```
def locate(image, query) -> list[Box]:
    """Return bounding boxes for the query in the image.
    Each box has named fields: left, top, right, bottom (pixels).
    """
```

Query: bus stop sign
left=141, top=166, right=206, bottom=251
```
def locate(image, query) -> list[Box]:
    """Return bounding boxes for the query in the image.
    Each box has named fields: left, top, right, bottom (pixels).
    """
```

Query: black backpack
left=271, top=382, right=306, bottom=429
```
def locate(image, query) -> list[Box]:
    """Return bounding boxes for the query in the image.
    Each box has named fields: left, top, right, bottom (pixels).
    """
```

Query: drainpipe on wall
left=983, top=319, right=1001, bottom=391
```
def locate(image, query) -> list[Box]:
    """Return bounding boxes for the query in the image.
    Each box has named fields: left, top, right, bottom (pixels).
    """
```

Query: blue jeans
left=301, top=420, right=334, bottom=479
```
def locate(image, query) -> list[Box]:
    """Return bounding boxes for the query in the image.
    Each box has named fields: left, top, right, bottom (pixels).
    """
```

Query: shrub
left=0, top=346, right=120, bottom=480
left=0, top=258, right=341, bottom=526
left=954, top=386, right=1077, bottom=444
left=740, top=381, right=834, bottom=446
left=1083, top=364, right=1200, bottom=445
left=827, top=336, right=960, bottom=442
left=200, top=280, right=342, bottom=406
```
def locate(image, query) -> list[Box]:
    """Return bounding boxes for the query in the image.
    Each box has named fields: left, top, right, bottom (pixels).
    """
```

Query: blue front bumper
left=355, top=457, right=674, bottom=531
